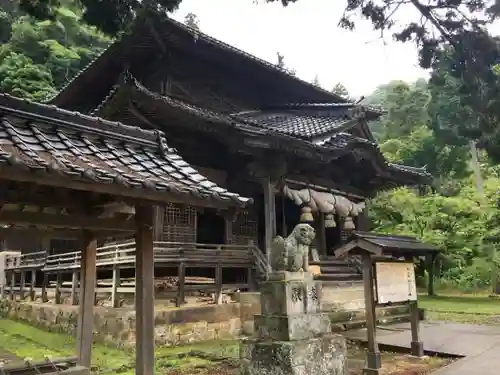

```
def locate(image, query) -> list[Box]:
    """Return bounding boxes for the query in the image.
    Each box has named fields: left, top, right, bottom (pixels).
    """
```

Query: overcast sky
left=171, top=0, right=500, bottom=98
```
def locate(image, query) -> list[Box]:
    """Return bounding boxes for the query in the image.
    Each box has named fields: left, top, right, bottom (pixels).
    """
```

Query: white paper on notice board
left=375, top=261, right=417, bottom=304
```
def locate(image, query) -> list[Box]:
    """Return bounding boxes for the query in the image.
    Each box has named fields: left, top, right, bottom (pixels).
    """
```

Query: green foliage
left=331, top=82, right=349, bottom=99
left=0, top=52, right=56, bottom=100
left=0, top=1, right=110, bottom=100
left=367, top=71, right=500, bottom=292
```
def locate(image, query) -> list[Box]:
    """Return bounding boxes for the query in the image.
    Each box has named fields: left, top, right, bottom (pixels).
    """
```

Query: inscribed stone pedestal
left=240, top=271, right=347, bottom=375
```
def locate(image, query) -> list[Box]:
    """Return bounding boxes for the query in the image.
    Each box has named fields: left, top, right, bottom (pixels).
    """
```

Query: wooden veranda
left=0, top=94, right=251, bottom=375
left=2, top=239, right=266, bottom=307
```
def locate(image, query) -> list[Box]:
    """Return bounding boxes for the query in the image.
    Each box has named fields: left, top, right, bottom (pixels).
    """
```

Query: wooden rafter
left=0, top=210, right=135, bottom=232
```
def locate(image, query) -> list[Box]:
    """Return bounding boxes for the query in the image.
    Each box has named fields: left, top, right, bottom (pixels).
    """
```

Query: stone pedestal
left=240, top=271, right=347, bottom=375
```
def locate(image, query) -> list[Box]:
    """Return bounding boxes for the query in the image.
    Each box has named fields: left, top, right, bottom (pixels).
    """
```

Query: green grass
left=0, top=319, right=235, bottom=374
left=419, top=293, right=500, bottom=324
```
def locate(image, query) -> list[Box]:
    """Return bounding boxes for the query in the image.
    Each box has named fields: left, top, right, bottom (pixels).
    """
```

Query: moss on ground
left=0, top=319, right=451, bottom=374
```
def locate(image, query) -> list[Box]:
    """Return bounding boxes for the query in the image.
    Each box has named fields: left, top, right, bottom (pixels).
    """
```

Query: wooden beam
left=76, top=231, right=97, bottom=368
left=0, top=210, right=135, bottom=232
left=135, top=205, right=155, bottom=375
left=0, top=167, right=242, bottom=209
left=0, top=227, right=132, bottom=240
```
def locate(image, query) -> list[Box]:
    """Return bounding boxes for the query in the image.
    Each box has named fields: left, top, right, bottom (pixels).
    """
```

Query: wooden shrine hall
left=0, top=93, right=251, bottom=374
left=2, top=9, right=432, bottom=300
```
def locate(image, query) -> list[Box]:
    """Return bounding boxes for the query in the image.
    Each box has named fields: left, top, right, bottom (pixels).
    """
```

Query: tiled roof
left=351, top=232, right=438, bottom=254
left=0, top=94, right=252, bottom=207
left=319, top=133, right=429, bottom=177
left=48, top=12, right=350, bottom=107
left=119, top=75, right=369, bottom=141
left=233, top=109, right=353, bottom=139
left=94, top=77, right=430, bottom=181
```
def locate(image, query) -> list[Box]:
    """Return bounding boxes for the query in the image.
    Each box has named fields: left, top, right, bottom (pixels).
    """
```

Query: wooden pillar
left=215, top=247, right=223, bottom=304
left=19, top=271, right=25, bottom=300
left=41, top=236, right=50, bottom=303
left=111, top=264, right=121, bottom=308
left=409, top=300, right=424, bottom=357
left=135, top=205, right=155, bottom=375
left=317, top=213, right=327, bottom=257
left=76, top=232, right=97, bottom=368
left=153, top=206, right=165, bottom=241
left=176, top=261, right=185, bottom=307
left=362, top=253, right=381, bottom=375
left=9, top=271, right=15, bottom=300
left=55, top=273, right=62, bottom=304
left=280, top=193, right=287, bottom=237
left=41, top=273, right=49, bottom=302
left=71, top=270, right=79, bottom=305
left=426, top=252, right=437, bottom=296
left=357, top=205, right=371, bottom=231
left=29, top=270, right=36, bottom=301
left=262, top=176, right=276, bottom=275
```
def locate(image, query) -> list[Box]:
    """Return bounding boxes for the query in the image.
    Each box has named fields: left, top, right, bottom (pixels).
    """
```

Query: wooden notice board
left=375, top=261, right=417, bottom=304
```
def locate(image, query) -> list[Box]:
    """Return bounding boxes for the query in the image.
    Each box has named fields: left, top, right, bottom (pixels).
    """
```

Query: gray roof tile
left=0, top=94, right=252, bottom=207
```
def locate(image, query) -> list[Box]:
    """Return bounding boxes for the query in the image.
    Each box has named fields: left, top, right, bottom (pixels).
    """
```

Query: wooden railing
left=5, top=251, right=46, bottom=270
left=4, top=241, right=268, bottom=272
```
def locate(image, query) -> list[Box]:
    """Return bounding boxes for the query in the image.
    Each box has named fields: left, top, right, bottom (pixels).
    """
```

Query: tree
left=276, top=52, right=296, bottom=76
left=366, top=80, right=431, bottom=140
left=0, top=1, right=110, bottom=99
left=331, top=82, right=348, bottom=99
left=311, top=74, right=321, bottom=87
left=184, top=12, right=200, bottom=30
left=0, top=51, right=56, bottom=100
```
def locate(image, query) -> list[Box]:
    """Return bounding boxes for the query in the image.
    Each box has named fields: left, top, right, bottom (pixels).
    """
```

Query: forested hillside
left=365, top=79, right=500, bottom=292
left=0, top=0, right=110, bottom=100
left=1, top=1, right=499, bottom=292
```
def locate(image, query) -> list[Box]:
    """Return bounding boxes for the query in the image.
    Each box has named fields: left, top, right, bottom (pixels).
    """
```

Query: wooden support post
left=280, top=193, right=287, bottom=237
left=409, top=300, right=424, bottom=357
left=55, top=273, right=62, bottom=304
left=224, top=217, right=232, bottom=244
left=76, top=232, right=97, bottom=369
left=9, top=272, right=15, bottom=301
left=262, top=176, right=276, bottom=276
left=41, top=273, right=49, bottom=302
left=111, top=264, right=120, bottom=308
left=362, top=253, right=381, bottom=375
left=135, top=204, right=155, bottom=375
left=41, top=237, right=50, bottom=303
left=71, top=270, right=79, bottom=306
left=29, top=270, right=36, bottom=301
left=317, top=213, right=327, bottom=257
left=19, top=271, right=25, bottom=300
left=426, top=252, right=437, bottom=296
left=215, top=253, right=223, bottom=305
left=176, top=262, right=185, bottom=307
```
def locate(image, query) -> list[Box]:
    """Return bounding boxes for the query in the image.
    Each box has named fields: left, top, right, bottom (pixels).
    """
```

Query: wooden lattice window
left=230, top=210, right=258, bottom=245
left=161, top=203, right=197, bottom=243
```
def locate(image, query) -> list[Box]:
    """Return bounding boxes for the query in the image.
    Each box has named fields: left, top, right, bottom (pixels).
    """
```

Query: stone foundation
left=0, top=299, right=243, bottom=347
left=240, top=271, right=347, bottom=375
left=241, top=335, right=346, bottom=375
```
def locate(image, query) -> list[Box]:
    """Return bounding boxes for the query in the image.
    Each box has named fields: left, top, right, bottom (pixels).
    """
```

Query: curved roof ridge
left=0, top=93, right=165, bottom=147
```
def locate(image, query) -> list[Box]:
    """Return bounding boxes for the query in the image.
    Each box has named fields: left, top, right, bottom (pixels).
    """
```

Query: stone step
left=310, top=255, right=362, bottom=284
left=316, top=273, right=362, bottom=282
left=329, top=305, right=416, bottom=332
left=332, top=312, right=412, bottom=332
left=319, top=266, right=357, bottom=273
left=310, top=259, right=351, bottom=267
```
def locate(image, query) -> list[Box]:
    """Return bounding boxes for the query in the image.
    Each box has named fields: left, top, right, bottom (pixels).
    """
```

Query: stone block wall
left=322, top=283, right=365, bottom=311
left=0, top=299, right=241, bottom=348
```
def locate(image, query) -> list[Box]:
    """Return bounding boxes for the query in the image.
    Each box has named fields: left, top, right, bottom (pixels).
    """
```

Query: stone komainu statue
left=270, top=223, right=316, bottom=272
